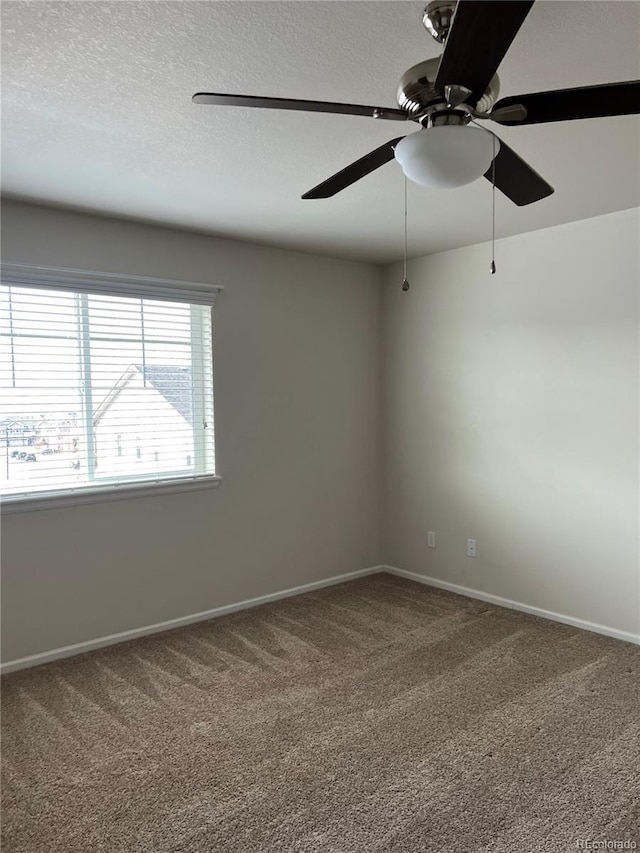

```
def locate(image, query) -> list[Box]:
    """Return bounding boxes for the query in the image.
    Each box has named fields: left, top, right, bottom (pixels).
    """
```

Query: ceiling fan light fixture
left=394, top=124, right=498, bottom=189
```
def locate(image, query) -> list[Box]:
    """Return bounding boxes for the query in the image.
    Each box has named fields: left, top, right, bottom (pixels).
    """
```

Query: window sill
left=1, top=476, right=222, bottom=514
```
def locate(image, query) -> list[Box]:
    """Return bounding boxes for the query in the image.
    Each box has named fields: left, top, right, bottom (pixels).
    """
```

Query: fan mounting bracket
left=445, top=84, right=474, bottom=107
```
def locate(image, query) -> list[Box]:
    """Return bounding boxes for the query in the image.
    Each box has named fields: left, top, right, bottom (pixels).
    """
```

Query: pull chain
left=402, top=175, right=410, bottom=291
left=490, top=132, right=496, bottom=275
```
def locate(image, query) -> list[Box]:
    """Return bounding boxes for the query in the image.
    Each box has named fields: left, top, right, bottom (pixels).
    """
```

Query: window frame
left=0, top=263, right=222, bottom=513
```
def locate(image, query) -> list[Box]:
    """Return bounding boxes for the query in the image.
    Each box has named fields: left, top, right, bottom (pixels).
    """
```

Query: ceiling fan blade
left=490, top=80, right=640, bottom=125
left=484, top=137, right=553, bottom=206
left=192, top=93, right=408, bottom=121
left=434, top=1, right=534, bottom=105
left=302, top=137, right=405, bottom=199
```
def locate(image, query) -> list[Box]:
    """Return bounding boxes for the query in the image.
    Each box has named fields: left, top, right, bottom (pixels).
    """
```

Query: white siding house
left=94, top=365, right=194, bottom=479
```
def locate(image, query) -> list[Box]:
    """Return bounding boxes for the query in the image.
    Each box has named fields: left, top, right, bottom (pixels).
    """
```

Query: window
left=1, top=264, right=220, bottom=510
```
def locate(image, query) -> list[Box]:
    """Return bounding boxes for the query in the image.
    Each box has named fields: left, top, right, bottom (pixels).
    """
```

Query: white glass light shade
left=394, top=125, right=498, bottom=189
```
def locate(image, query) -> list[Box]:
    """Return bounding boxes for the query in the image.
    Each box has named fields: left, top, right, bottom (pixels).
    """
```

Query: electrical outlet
left=467, top=538, right=477, bottom=558
left=428, top=531, right=436, bottom=548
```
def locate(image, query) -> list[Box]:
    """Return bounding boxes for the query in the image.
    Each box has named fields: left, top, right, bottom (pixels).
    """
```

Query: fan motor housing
left=397, top=58, right=500, bottom=118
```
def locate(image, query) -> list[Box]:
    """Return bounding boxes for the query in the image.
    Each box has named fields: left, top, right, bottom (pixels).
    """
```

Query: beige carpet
left=2, top=573, right=639, bottom=852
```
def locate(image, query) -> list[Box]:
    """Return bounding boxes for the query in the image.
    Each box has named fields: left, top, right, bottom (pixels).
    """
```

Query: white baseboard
left=383, top=565, right=640, bottom=646
left=0, top=565, right=384, bottom=675
left=4, top=563, right=636, bottom=674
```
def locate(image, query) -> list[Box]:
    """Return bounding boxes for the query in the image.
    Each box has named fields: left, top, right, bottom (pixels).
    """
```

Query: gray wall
left=382, top=208, right=639, bottom=636
left=1, top=200, right=383, bottom=661
left=2, top=201, right=638, bottom=663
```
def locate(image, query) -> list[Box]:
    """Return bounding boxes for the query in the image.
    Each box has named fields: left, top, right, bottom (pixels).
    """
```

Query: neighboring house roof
left=137, top=365, right=193, bottom=426
left=0, top=417, right=37, bottom=431
left=94, top=365, right=193, bottom=427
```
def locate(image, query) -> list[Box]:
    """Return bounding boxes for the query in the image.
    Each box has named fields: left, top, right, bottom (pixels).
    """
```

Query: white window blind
left=1, top=264, right=220, bottom=508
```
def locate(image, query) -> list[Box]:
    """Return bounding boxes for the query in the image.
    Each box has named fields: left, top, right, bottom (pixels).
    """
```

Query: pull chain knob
left=402, top=176, right=410, bottom=292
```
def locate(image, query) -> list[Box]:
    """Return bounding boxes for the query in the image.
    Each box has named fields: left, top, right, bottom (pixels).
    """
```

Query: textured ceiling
left=2, top=1, right=639, bottom=263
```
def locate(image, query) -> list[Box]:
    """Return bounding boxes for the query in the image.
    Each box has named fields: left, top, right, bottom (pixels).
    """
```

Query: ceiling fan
left=193, top=0, right=640, bottom=206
